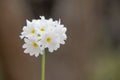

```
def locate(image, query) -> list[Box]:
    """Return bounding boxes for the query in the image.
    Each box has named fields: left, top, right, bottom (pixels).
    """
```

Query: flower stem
left=41, top=51, right=45, bottom=80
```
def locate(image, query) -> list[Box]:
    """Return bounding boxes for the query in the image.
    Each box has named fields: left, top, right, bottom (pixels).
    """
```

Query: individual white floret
left=22, top=37, right=43, bottom=57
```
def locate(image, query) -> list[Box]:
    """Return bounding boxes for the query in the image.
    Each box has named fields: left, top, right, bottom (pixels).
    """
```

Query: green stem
left=41, top=51, right=45, bottom=80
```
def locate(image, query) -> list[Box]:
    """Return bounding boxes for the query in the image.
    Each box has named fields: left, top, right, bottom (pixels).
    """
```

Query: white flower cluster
left=20, top=16, right=67, bottom=57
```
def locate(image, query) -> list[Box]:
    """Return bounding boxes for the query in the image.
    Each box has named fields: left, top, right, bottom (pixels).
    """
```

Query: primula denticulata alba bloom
left=20, top=16, right=67, bottom=57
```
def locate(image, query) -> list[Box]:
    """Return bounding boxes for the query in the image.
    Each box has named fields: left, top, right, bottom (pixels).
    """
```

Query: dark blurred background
left=0, top=0, right=120, bottom=80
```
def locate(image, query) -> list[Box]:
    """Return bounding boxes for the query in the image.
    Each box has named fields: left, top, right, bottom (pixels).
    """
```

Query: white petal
left=24, top=49, right=29, bottom=53
left=35, top=52, right=39, bottom=57
left=26, top=20, right=31, bottom=25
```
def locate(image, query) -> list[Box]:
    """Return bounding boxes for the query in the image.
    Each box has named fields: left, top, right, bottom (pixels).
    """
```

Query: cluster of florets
left=20, top=16, right=67, bottom=57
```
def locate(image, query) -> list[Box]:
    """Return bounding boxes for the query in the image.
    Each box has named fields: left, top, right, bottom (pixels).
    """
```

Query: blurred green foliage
left=86, top=51, right=120, bottom=80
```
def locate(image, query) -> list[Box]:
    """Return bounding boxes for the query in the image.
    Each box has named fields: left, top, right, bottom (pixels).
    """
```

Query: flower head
left=20, top=16, right=67, bottom=57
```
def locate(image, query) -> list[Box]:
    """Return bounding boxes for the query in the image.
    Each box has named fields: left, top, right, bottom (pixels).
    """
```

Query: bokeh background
left=0, top=0, right=120, bottom=80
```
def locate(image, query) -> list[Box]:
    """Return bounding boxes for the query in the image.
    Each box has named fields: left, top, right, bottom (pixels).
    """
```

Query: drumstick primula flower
left=20, top=16, right=67, bottom=57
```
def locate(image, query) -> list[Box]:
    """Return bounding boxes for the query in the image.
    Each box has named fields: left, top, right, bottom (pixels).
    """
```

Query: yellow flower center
left=32, top=42, right=38, bottom=48
left=40, top=28, right=45, bottom=32
left=46, top=37, right=51, bottom=43
left=31, top=29, right=35, bottom=34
